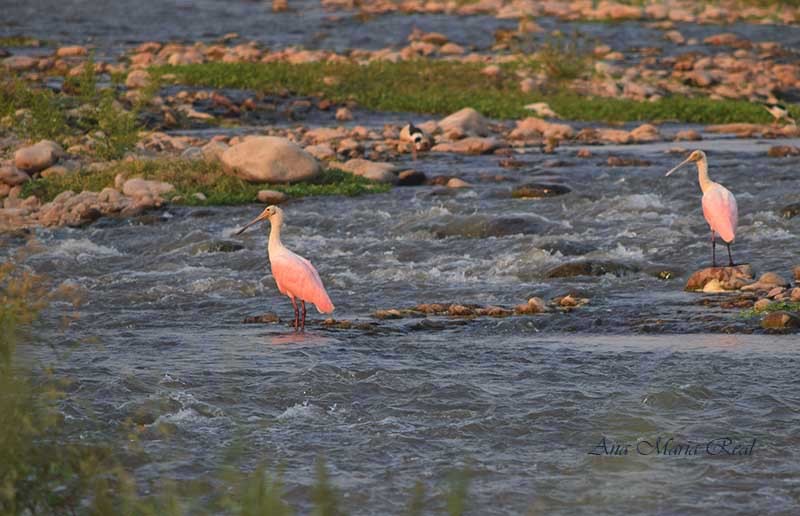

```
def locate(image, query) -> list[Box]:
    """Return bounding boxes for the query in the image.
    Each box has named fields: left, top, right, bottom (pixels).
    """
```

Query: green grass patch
left=740, top=301, right=800, bottom=318
left=153, top=60, right=779, bottom=124
left=0, top=36, right=43, bottom=47
left=2, top=63, right=141, bottom=157
left=0, top=79, right=69, bottom=141
left=21, top=158, right=389, bottom=205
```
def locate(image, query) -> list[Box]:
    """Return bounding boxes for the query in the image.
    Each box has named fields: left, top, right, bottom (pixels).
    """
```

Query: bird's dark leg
left=711, top=230, right=717, bottom=268
left=301, top=301, right=307, bottom=331
left=412, top=146, right=418, bottom=161
left=726, top=242, right=734, bottom=267
left=291, top=298, right=299, bottom=331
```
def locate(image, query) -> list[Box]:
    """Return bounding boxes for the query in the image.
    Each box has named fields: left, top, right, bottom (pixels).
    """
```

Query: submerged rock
left=243, top=313, right=280, bottom=324
left=193, top=240, right=244, bottom=254
left=221, top=136, right=321, bottom=183
left=336, top=159, right=398, bottom=183
left=431, top=137, right=501, bottom=155
left=780, top=203, right=800, bottom=219
left=546, top=260, right=638, bottom=278
left=606, top=156, right=651, bottom=167
left=767, top=145, right=800, bottom=158
left=430, top=215, right=541, bottom=238
left=446, top=178, right=471, bottom=189
left=761, top=311, right=800, bottom=331
left=397, top=169, right=426, bottom=186
left=685, top=264, right=754, bottom=291
left=511, top=183, right=570, bottom=198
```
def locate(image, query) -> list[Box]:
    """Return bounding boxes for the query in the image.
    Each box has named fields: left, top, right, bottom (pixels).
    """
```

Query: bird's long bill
left=665, top=157, right=692, bottom=177
left=234, top=214, right=267, bottom=235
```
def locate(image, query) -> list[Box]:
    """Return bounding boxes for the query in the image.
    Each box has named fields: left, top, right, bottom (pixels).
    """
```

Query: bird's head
left=234, top=205, right=283, bottom=235
left=666, top=150, right=706, bottom=176
left=412, top=132, right=429, bottom=151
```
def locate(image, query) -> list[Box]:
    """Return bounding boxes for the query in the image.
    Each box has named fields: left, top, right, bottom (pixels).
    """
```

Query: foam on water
left=277, top=400, right=321, bottom=421
left=46, top=238, right=122, bottom=259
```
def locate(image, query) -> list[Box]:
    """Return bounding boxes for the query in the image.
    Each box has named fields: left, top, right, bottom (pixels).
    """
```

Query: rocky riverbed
left=2, top=2, right=800, bottom=514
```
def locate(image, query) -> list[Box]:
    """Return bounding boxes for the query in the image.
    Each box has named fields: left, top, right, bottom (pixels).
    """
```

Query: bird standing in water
left=666, top=150, right=738, bottom=267
left=235, top=205, right=334, bottom=330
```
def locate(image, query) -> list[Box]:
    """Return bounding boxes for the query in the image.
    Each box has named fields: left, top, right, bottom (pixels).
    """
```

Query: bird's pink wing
left=270, top=251, right=335, bottom=313
left=702, top=185, right=738, bottom=243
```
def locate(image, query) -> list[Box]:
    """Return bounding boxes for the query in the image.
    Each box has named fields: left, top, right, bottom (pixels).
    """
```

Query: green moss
left=153, top=60, right=779, bottom=124
left=21, top=158, right=390, bottom=205
left=740, top=301, right=800, bottom=318
left=0, top=36, right=42, bottom=47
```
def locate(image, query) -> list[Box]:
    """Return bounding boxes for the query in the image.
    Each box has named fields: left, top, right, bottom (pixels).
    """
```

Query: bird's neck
left=268, top=219, right=285, bottom=253
left=696, top=157, right=713, bottom=193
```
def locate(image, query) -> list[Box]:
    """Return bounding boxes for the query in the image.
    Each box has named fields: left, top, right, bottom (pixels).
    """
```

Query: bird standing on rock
left=666, top=150, right=738, bottom=268
left=400, top=122, right=429, bottom=160
left=235, top=205, right=334, bottom=330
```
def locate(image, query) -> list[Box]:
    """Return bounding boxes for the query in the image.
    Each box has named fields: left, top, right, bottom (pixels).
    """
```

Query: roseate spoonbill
left=400, top=122, right=428, bottom=160
left=235, top=205, right=334, bottom=330
left=666, top=150, right=738, bottom=267
left=764, top=101, right=794, bottom=125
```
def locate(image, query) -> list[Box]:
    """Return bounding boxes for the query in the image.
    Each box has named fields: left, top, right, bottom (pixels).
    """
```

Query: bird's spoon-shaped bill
left=235, top=213, right=267, bottom=235
left=665, top=157, right=692, bottom=176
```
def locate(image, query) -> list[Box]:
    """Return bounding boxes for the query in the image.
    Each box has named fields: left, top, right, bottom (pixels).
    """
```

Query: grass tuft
left=21, top=158, right=389, bottom=205
left=153, top=60, right=780, bottom=124
left=740, top=301, right=800, bottom=318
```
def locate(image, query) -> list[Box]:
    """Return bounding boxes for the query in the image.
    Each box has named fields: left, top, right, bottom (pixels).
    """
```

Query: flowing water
left=4, top=1, right=800, bottom=514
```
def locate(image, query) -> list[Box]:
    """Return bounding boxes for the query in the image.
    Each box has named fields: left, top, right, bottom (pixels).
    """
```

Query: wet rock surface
left=546, top=260, right=639, bottom=278
left=685, top=265, right=754, bottom=291
left=761, top=311, right=800, bottom=331
left=511, top=183, right=571, bottom=199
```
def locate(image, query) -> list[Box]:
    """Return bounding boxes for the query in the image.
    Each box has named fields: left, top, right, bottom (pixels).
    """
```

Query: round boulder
left=14, top=140, right=64, bottom=173
left=221, top=137, right=321, bottom=184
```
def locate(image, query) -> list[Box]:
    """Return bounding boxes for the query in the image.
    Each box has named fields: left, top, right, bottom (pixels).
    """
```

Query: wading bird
left=764, top=101, right=795, bottom=125
left=400, top=122, right=429, bottom=160
left=235, top=205, right=334, bottom=330
left=666, top=150, right=738, bottom=267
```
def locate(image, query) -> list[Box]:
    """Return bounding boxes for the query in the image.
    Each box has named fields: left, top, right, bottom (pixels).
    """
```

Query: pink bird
left=235, top=205, right=334, bottom=330
left=666, top=150, right=738, bottom=267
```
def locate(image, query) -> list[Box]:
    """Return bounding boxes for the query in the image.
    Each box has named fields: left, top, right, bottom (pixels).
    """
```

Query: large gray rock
left=438, top=107, right=489, bottom=138
left=221, top=136, right=321, bottom=183
left=14, top=140, right=64, bottom=173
